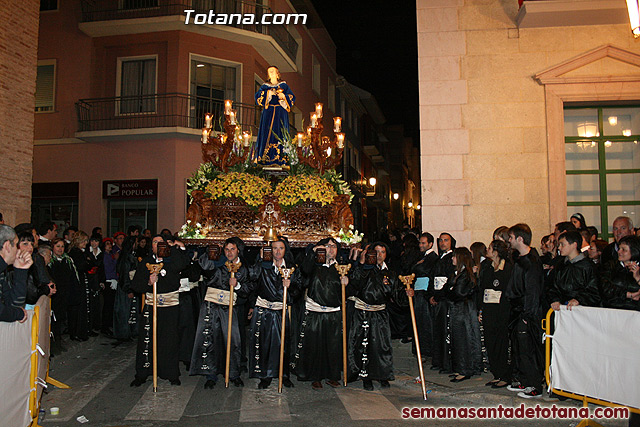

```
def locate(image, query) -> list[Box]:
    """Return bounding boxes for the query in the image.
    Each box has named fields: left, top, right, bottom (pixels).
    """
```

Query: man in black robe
left=130, top=235, right=190, bottom=386
left=190, top=237, right=255, bottom=389
left=293, top=237, right=347, bottom=390
left=348, top=242, right=395, bottom=390
left=174, top=239, right=201, bottom=372
left=506, top=223, right=544, bottom=398
left=427, top=232, right=456, bottom=373
left=249, top=237, right=301, bottom=389
left=412, top=232, right=438, bottom=358
left=546, top=231, right=600, bottom=311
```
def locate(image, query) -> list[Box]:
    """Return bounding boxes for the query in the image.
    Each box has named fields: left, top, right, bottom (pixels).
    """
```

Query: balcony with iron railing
left=75, top=93, right=260, bottom=137
left=79, top=0, right=299, bottom=69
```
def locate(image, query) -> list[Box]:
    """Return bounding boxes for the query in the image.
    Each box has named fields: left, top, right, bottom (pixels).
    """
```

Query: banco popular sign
left=102, top=180, right=158, bottom=199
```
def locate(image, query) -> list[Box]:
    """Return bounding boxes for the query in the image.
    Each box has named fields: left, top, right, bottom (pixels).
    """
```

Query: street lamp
left=416, top=204, right=421, bottom=210
left=369, top=177, right=377, bottom=186
left=407, top=201, right=413, bottom=208
left=393, top=193, right=399, bottom=200
left=627, top=0, right=640, bottom=37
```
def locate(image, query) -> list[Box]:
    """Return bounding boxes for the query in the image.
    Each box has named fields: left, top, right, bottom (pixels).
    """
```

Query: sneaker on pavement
left=506, top=382, right=524, bottom=392
left=518, top=387, right=542, bottom=398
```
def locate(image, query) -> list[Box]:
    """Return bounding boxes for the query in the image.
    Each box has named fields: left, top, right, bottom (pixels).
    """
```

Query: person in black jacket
left=479, top=240, right=513, bottom=389
left=50, top=237, right=87, bottom=342
left=411, top=232, right=439, bottom=358
left=447, top=247, right=482, bottom=382
left=113, top=236, right=139, bottom=341
left=428, top=232, right=456, bottom=373
left=86, top=235, right=104, bottom=334
left=68, top=231, right=98, bottom=338
left=17, top=232, right=55, bottom=305
left=598, top=235, right=640, bottom=311
left=506, top=223, right=545, bottom=399
left=601, top=216, right=634, bottom=264
left=0, top=224, right=31, bottom=323
left=546, top=231, right=601, bottom=311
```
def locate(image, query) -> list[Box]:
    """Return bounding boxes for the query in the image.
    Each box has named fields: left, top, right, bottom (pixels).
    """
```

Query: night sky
left=310, top=0, right=419, bottom=144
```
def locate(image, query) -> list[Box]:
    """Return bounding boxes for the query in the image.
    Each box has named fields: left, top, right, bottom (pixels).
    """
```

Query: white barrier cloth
left=551, top=305, right=640, bottom=408
left=0, top=312, right=34, bottom=427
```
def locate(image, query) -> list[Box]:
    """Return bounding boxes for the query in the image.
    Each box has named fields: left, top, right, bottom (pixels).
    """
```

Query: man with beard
left=411, top=232, right=439, bottom=359
left=506, top=223, right=544, bottom=399
left=428, top=232, right=456, bottom=373
left=130, top=235, right=189, bottom=387
left=293, top=237, right=348, bottom=390
left=190, top=237, right=255, bottom=389
left=249, top=237, right=301, bottom=389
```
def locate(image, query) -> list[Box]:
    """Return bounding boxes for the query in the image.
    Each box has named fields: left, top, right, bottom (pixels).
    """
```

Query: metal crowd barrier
left=0, top=296, right=68, bottom=427
left=543, top=306, right=640, bottom=426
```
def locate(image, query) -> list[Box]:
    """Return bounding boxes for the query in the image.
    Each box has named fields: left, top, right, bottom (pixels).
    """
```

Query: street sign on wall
left=102, top=179, right=158, bottom=199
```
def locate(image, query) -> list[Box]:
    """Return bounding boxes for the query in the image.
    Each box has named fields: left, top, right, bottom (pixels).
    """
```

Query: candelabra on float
left=201, top=100, right=253, bottom=172
left=295, top=103, right=345, bottom=176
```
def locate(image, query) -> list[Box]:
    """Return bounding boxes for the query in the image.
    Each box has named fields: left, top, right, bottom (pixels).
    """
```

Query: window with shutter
left=35, top=62, right=55, bottom=113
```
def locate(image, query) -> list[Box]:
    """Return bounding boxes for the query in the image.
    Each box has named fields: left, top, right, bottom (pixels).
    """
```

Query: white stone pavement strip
left=125, top=374, right=199, bottom=421
left=43, top=347, right=136, bottom=422
left=334, top=386, right=401, bottom=420
left=239, top=385, right=292, bottom=422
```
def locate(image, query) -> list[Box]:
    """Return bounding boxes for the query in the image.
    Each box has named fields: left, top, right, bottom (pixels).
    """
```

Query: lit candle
left=315, top=102, right=323, bottom=118
left=326, top=147, right=332, bottom=157
left=220, top=134, right=227, bottom=144
left=229, top=110, right=237, bottom=125
left=224, top=100, right=232, bottom=115
left=243, top=131, right=251, bottom=147
left=307, top=126, right=312, bottom=136
left=333, top=117, right=342, bottom=133
left=204, top=113, right=212, bottom=129
left=201, top=128, right=209, bottom=143
left=297, top=132, right=304, bottom=147
left=336, top=133, right=345, bottom=148
left=310, top=113, right=317, bottom=128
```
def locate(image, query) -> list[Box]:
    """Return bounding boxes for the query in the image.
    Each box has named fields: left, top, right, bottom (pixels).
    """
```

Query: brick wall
left=0, top=0, right=39, bottom=225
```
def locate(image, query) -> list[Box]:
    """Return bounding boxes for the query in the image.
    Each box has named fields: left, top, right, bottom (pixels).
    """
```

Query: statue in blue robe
left=252, top=66, right=295, bottom=167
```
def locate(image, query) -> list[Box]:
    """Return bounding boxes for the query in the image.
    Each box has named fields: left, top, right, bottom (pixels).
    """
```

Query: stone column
left=416, top=0, right=471, bottom=245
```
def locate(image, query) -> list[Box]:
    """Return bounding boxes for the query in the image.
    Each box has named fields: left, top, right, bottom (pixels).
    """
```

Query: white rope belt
left=353, top=297, right=386, bottom=312
left=205, top=287, right=236, bottom=306
left=305, top=296, right=340, bottom=313
left=255, top=296, right=284, bottom=311
left=145, top=290, right=179, bottom=307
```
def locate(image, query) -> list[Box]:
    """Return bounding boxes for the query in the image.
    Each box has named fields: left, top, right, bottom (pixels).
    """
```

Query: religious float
left=179, top=66, right=362, bottom=247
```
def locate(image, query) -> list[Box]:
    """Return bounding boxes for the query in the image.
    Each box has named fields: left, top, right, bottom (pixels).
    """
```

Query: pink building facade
left=33, top=0, right=338, bottom=235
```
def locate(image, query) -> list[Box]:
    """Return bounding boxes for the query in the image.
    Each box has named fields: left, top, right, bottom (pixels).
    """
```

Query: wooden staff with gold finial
left=335, top=263, right=351, bottom=387
left=277, top=266, right=295, bottom=393
left=146, top=262, right=164, bottom=393
left=399, top=273, right=427, bottom=400
left=225, top=260, right=241, bottom=388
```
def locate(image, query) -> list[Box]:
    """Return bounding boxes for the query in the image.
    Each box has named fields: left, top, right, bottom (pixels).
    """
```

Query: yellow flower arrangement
left=274, top=174, right=337, bottom=209
left=205, top=172, right=272, bottom=207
